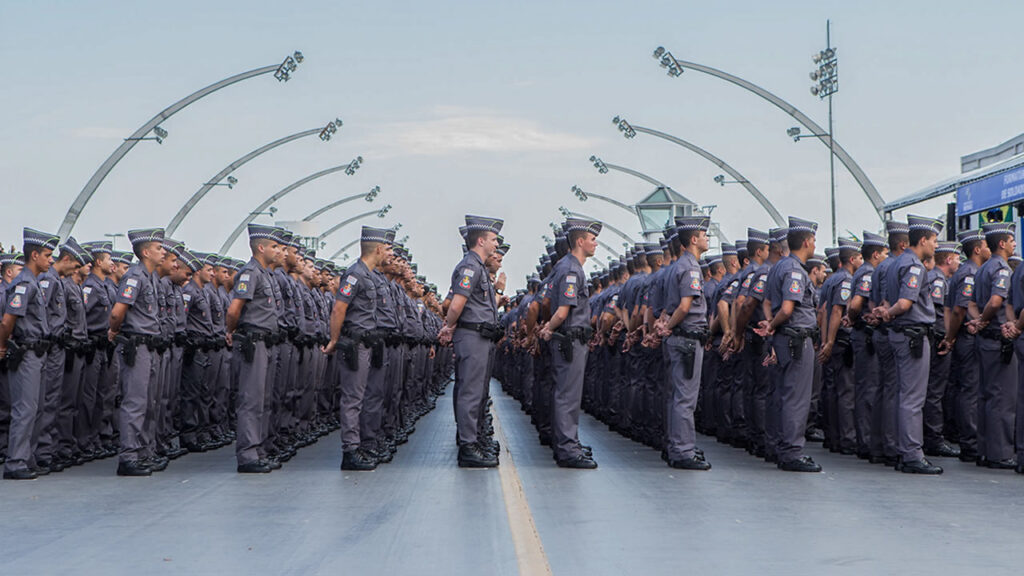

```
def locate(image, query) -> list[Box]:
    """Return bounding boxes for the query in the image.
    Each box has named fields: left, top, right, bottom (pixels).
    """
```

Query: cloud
left=364, top=113, right=596, bottom=157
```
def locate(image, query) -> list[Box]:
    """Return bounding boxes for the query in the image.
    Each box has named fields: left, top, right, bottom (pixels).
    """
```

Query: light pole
left=318, top=205, right=391, bottom=245
left=166, top=117, right=342, bottom=235
left=587, top=156, right=730, bottom=242
left=809, top=20, right=839, bottom=244
left=612, top=115, right=785, bottom=227
left=218, top=158, right=364, bottom=254
left=250, top=206, right=278, bottom=219
left=571, top=185, right=637, bottom=216
left=104, top=232, right=125, bottom=251
left=57, top=51, right=305, bottom=240
left=303, top=184, right=378, bottom=222
left=204, top=175, right=238, bottom=189
left=558, top=206, right=637, bottom=244
left=650, top=45, right=884, bottom=220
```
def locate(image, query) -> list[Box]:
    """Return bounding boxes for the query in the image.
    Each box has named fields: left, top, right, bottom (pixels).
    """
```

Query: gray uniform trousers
left=924, top=340, right=952, bottom=448
left=851, top=328, right=879, bottom=455
left=180, top=349, right=210, bottom=443
left=453, top=328, right=494, bottom=446
left=827, top=343, right=856, bottom=452
left=34, top=347, right=65, bottom=461
left=665, top=335, right=703, bottom=460
left=873, top=330, right=899, bottom=458
left=293, top=347, right=316, bottom=433
left=977, top=335, right=1017, bottom=461
left=772, top=334, right=815, bottom=463
left=141, top=349, right=165, bottom=455
left=1016, top=339, right=1024, bottom=464
left=890, top=332, right=930, bottom=462
left=548, top=338, right=587, bottom=461
left=57, top=350, right=85, bottom=457
left=381, top=345, right=402, bottom=437
left=0, top=370, right=9, bottom=456
left=235, top=340, right=271, bottom=465
left=116, top=343, right=156, bottom=463
left=98, top=350, right=118, bottom=446
left=4, top=351, right=47, bottom=473
left=338, top=344, right=372, bottom=452
left=78, top=349, right=105, bottom=451
left=258, top=345, right=279, bottom=455
left=267, top=342, right=292, bottom=447
left=204, top=348, right=226, bottom=435
left=951, top=334, right=979, bottom=455
left=743, top=334, right=770, bottom=450
left=359, top=352, right=390, bottom=447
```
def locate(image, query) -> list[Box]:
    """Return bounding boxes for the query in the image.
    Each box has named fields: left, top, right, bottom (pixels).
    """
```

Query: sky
left=2, top=0, right=1022, bottom=290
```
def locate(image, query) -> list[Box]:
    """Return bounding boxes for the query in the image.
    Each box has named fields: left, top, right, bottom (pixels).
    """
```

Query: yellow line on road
left=491, top=407, right=554, bottom=576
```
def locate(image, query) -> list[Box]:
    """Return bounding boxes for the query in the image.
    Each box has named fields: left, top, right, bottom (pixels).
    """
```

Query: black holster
left=235, top=332, right=256, bottom=363
left=836, top=333, right=853, bottom=367
left=339, top=336, right=359, bottom=371
left=551, top=332, right=573, bottom=363
left=1000, top=338, right=1014, bottom=364
left=6, top=340, right=26, bottom=372
left=681, top=338, right=697, bottom=379
left=115, top=335, right=138, bottom=367
left=905, top=328, right=926, bottom=359
left=371, top=337, right=385, bottom=369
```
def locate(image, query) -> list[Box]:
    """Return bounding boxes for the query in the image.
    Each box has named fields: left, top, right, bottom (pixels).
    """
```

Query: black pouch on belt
left=371, top=336, right=385, bottom=369
left=551, top=332, right=573, bottom=363
left=115, top=335, right=137, bottom=367
left=6, top=340, right=26, bottom=372
left=1000, top=338, right=1014, bottom=364
left=235, top=332, right=256, bottom=363
left=339, top=336, right=359, bottom=371
left=907, top=328, right=925, bottom=359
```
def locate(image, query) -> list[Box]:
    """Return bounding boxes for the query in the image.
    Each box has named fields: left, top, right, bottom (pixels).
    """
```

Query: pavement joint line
left=491, top=403, right=554, bottom=576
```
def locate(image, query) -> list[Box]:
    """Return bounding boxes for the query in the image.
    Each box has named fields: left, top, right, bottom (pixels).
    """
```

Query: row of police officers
left=0, top=223, right=449, bottom=479
left=497, top=212, right=1024, bottom=475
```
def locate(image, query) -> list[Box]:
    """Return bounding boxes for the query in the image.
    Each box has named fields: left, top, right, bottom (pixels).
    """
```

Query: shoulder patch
left=345, top=275, right=358, bottom=285
left=83, top=286, right=92, bottom=294
left=14, top=285, right=27, bottom=295
left=126, top=278, right=138, bottom=287
left=9, top=294, right=23, bottom=308
left=39, top=280, right=50, bottom=289
left=998, top=269, right=1010, bottom=277
left=965, top=276, right=975, bottom=285
left=909, top=266, right=922, bottom=275
left=790, top=272, right=802, bottom=279
left=461, top=268, right=475, bottom=278
left=566, top=275, right=577, bottom=283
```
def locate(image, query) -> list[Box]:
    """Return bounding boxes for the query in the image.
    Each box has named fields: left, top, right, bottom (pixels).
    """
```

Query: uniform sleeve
left=451, top=263, right=481, bottom=298
left=116, top=274, right=142, bottom=306
left=897, top=264, right=925, bottom=302
left=832, top=279, right=853, bottom=307
left=5, top=283, right=31, bottom=318
left=555, top=270, right=579, bottom=308
left=930, top=277, right=946, bottom=305
left=782, top=270, right=807, bottom=303
left=679, top=268, right=703, bottom=299
left=854, top=272, right=872, bottom=299
left=749, top=273, right=769, bottom=301
left=231, top=271, right=255, bottom=302
left=991, top=266, right=1011, bottom=299
left=952, top=273, right=975, bottom=308
left=336, top=272, right=364, bottom=305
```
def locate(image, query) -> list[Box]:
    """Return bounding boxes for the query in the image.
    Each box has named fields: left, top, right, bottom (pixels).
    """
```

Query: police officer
left=324, top=226, right=391, bottom=471
left=656, top=215, right=712, bottom=470
left=539, top=218, right=601, bottom=469
left=79, top=241, right=115, bottom=461
left=874, top=215, right=943, bottom=474
left=757, top=217, right=821, bottom=473
left=439, top=215, right=503, bottom=468
left=108, top=228, right=166, bottom=477
left=0, top=251, right=26, bottom=464
left=924, top=241, right=960, bottom=458
left=0, top=228, right=60, bottom=479
left=225, top=224, right=284, bottom=474
left=817, top=238, right=862, bottom=456
left=967, top=222, right=1017, bottom=470
left=844, top=231, right=887, bottom=461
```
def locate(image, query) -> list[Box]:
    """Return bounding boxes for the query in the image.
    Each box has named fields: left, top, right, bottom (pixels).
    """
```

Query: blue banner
left=957, top=164, right=1024, bottom=216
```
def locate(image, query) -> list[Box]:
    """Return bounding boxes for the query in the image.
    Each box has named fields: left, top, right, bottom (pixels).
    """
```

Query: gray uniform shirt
left=39, top=270, right=67, bottom=339
left=975, top=254, right=1011, bottom=325
left=232, top=258, right=279, bottom=332
left=450, top=251, right=497, bottom=325
left=117, top=263, right=161, bottom=335
left=6, top=268, right=50, bottom=341
left=664, top=251, right=708, bottom=329
left=886, top=250, right=935, bottom=327
left=551, top=254, right=591, bottom=329
left=766, top=255, right=816, bottom=329
left=337, top=260, right=378, bottom=333
left=82, top=273, right=112, bottom=335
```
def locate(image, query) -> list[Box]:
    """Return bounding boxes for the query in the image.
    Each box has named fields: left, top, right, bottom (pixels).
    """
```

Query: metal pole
left=317, top=209, right=382, bottom=244
left=652, top=49, right=885, bottom=219
left=57, top=60, right=295, bottom=240
left=563, top=209, right=637, bottom=244
left=827, top=20, right=838, bottom=245
left=167, top=127, right=325, bottom=235
left=330, top=238, right=361, bottom=260
left=218, top=163, right=357, bottom=254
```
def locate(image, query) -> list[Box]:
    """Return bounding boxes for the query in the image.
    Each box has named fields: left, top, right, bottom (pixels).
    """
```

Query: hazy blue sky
left=2, top=1, right=1021, bottom=287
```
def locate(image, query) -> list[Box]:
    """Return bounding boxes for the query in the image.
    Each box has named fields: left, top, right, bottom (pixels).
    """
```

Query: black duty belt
left=457, top=321, right=502, bottom=342
left=672, top=326, right=709, bottom=345
left=557, top=326, right=594, bottom=344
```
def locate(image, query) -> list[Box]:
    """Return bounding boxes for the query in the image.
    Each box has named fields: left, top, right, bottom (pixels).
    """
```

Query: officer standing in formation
left=0, top=223, right=449, bottom=479
left=495, top=212, right=1024, bottom=476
